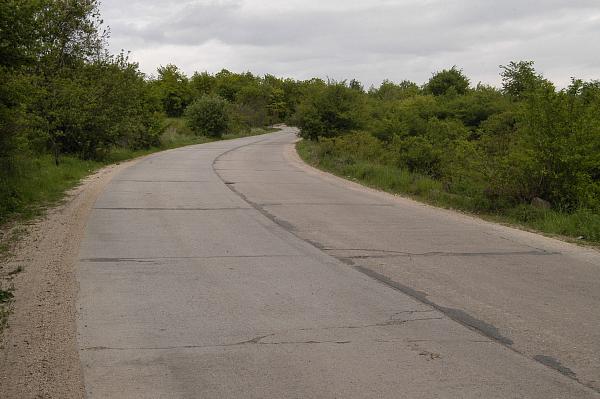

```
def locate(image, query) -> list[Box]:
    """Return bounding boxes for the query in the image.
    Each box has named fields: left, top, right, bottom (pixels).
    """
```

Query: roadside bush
left=185, top=95, right=230, bottom=138
left=295, top=82, right=366, bottom=140
left=392, top=136, right=442, bottom=177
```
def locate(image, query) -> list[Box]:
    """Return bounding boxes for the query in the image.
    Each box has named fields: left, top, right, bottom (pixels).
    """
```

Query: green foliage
left=370, top=79, right=420, bottom=101
left=295, top=63, right=600, bottom=243
left=294, top=81, right=366, bottom=140
left=393, top=136, right=442, bottom=176
left=185, top=95, right=230, bottom=137
left=152, top=64, right=191, bottom=117
left=190, top=71, right=215, bottom=97
left=175, top=70, right=300, bottom=134
left=443, top=85, right=509, bottom=128
left=500, top=61, right=549, bottom=99
left=424, top=66, right=470, bottom=96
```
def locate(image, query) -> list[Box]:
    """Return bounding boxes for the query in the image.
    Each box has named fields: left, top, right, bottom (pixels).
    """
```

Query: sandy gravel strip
left=0, top=159, right=139, bottom=398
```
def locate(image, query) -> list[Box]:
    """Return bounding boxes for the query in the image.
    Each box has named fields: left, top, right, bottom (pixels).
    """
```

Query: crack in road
left=297, top=316, right=444, bottom=331
left=80, top=316, right=446, bottom=352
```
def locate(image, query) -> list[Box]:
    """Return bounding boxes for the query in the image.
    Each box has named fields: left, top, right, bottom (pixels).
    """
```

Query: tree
left=425, top=66, right=470, bottom=96
left=153, top=64, right=191, bottom=117
left=295, top=81, right=366, bottom=140
left=185, top=94, right=230, bottom=137
left=0, top=0, right=113, bottom=164
left=370, top=79, right=420, bottom=101
left=349, top=79, right=364, bottom=92
left=500, top=61, right=549, bottom=99
left=190, top=71, right=215, bottom=98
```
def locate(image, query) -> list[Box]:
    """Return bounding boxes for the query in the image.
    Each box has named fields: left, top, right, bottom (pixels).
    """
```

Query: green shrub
left=295, top=82, right=366, bottom=140
left=392, top=136, right=442, bottom=177
left=424, top=66, right=470, bottom=96
left=185, top=94, right=230, bottom=137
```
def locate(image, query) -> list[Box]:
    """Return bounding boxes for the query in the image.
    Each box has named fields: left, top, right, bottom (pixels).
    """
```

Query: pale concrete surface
left=77, top=128, right=600, bottom=397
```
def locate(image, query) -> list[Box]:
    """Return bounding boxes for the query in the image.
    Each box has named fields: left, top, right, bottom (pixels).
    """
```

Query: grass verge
left=296, top=139, right=600, bottom=246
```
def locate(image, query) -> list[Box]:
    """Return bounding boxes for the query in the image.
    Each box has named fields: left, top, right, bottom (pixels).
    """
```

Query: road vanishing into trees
left=77, top=126, right=600, bottom=398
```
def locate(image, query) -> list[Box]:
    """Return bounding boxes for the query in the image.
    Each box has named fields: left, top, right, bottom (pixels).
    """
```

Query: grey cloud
left=101, top=0, right=600, bottom=87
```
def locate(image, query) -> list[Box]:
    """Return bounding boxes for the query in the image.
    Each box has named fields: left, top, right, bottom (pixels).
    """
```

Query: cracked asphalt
left=77, top=127, right=600, bottom=398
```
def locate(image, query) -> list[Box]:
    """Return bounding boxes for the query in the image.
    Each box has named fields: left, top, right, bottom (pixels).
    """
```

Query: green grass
left=297, top=140, right=600, bottom=245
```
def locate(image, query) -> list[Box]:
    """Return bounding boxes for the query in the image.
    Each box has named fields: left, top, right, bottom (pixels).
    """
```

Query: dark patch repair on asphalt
left=353, top=266, right=514, bottom=345
left=534, top=355, right=577, bottom=379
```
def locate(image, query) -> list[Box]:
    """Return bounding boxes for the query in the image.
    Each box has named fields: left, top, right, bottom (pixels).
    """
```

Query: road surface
left=77, top=127, right=600, bottom=398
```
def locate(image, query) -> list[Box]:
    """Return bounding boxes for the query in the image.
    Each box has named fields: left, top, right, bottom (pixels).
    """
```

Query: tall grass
left=0, top=155, right=102, bottom=224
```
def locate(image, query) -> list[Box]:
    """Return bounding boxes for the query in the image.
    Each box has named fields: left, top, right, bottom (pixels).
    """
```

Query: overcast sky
left=99, top=0, right=600, bottom=88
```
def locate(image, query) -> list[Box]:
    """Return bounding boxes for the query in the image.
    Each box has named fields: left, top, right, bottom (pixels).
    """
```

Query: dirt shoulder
left=0, top=159, right=137, bottom=398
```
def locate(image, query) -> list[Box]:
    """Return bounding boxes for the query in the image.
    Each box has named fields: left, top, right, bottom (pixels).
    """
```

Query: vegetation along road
left=2, top=2, right=599, bottom=397
left=73, top=127, right=599, bottom=397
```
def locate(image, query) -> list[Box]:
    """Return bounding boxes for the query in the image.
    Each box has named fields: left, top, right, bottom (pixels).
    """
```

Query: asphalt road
left=77, top=127, right=600, bottom=398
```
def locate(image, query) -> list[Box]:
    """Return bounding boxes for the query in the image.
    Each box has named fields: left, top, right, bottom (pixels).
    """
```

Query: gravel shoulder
left=0, top=159, right=138, bottom=398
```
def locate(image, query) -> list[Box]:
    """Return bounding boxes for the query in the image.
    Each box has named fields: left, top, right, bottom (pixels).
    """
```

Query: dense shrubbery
left=295, top=64, right=600, bottom=241
left=294, top=81, right=367, bottom=140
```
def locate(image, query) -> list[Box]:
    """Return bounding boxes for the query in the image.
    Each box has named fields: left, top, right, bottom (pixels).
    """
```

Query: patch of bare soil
left=0, top=160, right=136, bottom=398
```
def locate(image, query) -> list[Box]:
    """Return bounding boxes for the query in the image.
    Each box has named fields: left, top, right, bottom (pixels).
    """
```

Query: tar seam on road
left=93, top=207, right=252, bottom=211
left=258, top=202, right=395, bottom=206
left=210, top=133, right=600, bottom=395
left=113, top=179, right=214, bottom=183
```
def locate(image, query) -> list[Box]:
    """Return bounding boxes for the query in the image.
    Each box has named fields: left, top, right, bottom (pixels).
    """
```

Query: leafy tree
left=185, top=94, right=230, bottom=137
left=295, top=81, right=366, bottom=140
left=267, top=87, right=287, bottom=121
left=425, top=66, right=470, bottom=96
left=500, top=61, right=549, bottom=99
left=370, top=79, right=420, bottom=101
left=153, top=64, right=191, bottom=117
left=235, top=83, right=271, bottom=127
left=349, top=79, right=364, bottom=92
left=190, top=71, right=215, bottom=98
left=443, top=84, right=509, bottom=129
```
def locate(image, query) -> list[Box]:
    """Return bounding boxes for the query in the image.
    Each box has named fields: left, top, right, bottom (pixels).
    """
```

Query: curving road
left=77, top=127, right=600, bottom=398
